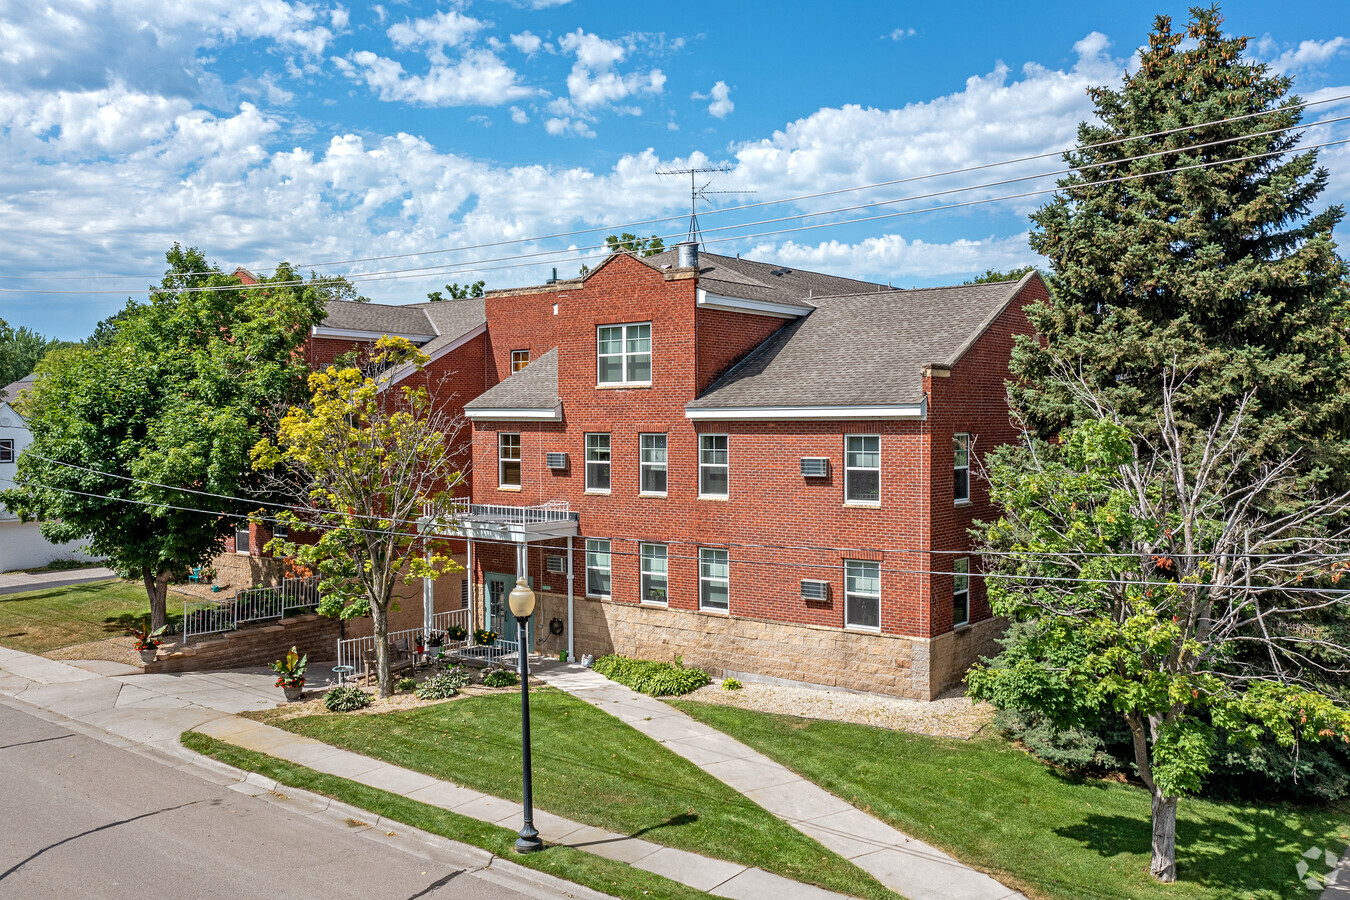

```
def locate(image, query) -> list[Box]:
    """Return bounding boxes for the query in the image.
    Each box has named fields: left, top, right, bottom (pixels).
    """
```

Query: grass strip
left=671, top=700, right=1350, bottom=900
left=182, top=731, right=717, bottom=900
left=0, top=579, right=174, bottom=653
left=253, top=688, right=894, bottom=899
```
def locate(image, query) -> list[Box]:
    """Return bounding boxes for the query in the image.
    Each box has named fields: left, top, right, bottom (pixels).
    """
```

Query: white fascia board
left=375, top=323, right=487, bottom=393
left=696, top=289, right=809, bottom=319
left=684, top=399, right=927, bottom=421
left=311, top=325, right=437, bottom=343
left=464, top=404, right=563, bottom=422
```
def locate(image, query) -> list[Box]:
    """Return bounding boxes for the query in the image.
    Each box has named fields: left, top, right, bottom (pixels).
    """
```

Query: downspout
left=566, top=534, right=575, bottom=662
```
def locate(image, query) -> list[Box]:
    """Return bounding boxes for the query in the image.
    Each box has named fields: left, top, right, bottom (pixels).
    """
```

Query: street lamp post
left=508, top=576, right=543, bottom=854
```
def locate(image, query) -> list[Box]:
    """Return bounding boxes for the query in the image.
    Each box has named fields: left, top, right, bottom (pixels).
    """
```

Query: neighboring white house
left=1, top=376, right=102, bottom=571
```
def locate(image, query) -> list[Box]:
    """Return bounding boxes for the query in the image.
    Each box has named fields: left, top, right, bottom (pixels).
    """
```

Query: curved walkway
left=533, top=662, right=1026, bottom=900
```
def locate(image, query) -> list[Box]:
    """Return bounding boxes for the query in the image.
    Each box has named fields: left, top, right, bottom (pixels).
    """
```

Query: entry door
left=485, top=572, right=534, bottom=654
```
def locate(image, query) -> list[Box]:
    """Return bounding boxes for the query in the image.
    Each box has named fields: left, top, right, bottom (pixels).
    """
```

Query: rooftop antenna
left=654, top=163, right=752, bottom=245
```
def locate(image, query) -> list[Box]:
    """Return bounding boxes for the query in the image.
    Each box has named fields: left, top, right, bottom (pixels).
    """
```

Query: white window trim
left=698, top=547, right=729, bottom=613
left=596, top=322, right=652, bottom=386
left=640, top=543, right=668, bottom=606
left=235, top=527, right=250, bottom=555
left=586, top=538, right=612, bottom=599
left=844, top=434, right=881, bottom=506
left=498, top=433, right=521, bottom=488
left=639, top=433, right=668, bottom=497
left=585, top=433, right=611, bottom=493
left=843, top=559, right=882, bottom=632
left=698, top=434, right=729, bottom=499
left=0, top=438, right=13, bottom=464
left=954, top=433, right=971, bottom=505
left=510, top=349, right=530, bottom=373
left=953, top=558, right=970, bottom=627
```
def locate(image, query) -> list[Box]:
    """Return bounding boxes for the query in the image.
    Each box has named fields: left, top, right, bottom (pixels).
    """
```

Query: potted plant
left=445, top=625, right=467, bottom=643
left=270, top=646, right=308, bottom=701
left=473, top=628, right=497, bottom=647
left=427, top=630, right=444, bottom=648
left=127, top=616, right=166, bottom=663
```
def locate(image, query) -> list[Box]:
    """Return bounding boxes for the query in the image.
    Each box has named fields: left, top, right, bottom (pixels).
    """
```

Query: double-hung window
left=640, top=543, right=668, bottom=604
left=597, top=323, right=651, bottom=384
left=640, top=434, right=667, bottom=495
left=235, top=525, right=250, bottom=554
left=585, top=433, right=611, bottom=491
left=953, top=558, right=970, bottom=626
left=0, top=439, right=13, bottom=463
left=586, top=539, right=611, bottom=597
left=845, top=435, right=880, bottom=504
left=844, top=560, right=881, bottom=630
left=954, top=433, right=970, bottom=503
left=499, top=433, right=521, bottom=487
left=511, top=349, right=530, bottom=373
left=272, top=522, right=288, bottom=541
left=699, top=434, right=728, bottom=498
left=699, top=548, right=729, bottom=611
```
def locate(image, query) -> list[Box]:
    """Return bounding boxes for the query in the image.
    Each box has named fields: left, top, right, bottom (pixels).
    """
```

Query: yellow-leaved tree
left=252, top=337, right=466, bottom=697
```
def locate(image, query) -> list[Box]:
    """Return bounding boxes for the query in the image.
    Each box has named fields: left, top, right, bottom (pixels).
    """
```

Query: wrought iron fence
left=181, top=576, right=321, bottom=642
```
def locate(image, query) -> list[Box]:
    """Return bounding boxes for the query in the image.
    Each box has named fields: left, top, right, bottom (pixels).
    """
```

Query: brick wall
left=152, top=613, right=341, bottom=673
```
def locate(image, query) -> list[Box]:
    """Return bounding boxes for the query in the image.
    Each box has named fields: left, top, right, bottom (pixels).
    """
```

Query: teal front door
left=485, top=572, right=534, bottom=654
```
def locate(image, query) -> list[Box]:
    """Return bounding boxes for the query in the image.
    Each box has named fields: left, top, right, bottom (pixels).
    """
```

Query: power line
left=3, top=92, right=1346, bottom=285
left=6, top=130, right=1350, bottom=298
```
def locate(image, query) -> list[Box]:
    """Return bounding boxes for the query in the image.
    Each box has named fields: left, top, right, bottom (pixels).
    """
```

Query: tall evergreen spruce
left=1014, top=7, right=1350, bottom=473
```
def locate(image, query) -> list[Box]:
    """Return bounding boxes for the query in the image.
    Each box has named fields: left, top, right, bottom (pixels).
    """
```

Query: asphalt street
left=0, top=703, right=548, bottom=900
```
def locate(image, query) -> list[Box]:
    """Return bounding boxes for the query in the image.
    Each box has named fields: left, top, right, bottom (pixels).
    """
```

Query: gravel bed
left=683, top=681, right=995, bottom=739
left=43, top=636, right=143, bottom=667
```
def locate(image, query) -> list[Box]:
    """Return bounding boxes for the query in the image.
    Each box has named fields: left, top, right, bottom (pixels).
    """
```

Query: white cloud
left=335, top=49, right=535, bottom=106
left=693, top=81, right=733, bottom=118
left=887, top=27, right=917, bottom=41
left=1257, top=36, right=1348, bottom=74
left=746, top=233, right=1037, bottom=281
left=510, top=106, right=529, bottom=124
left=510, top=31, right=544, bottom=55
left=558, top=29, right=666, bottom=111
left=387, top=10, right=486, bottom=62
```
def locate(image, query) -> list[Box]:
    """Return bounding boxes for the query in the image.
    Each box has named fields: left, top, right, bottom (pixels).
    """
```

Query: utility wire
left=2, top=93, right=1346, bottom=284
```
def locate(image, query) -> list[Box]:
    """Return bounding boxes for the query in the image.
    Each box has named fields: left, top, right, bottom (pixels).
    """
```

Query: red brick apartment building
left=225, top=247, right=1044, bottom=699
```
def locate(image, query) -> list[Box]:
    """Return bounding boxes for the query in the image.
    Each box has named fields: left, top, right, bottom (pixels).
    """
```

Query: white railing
left=334, top=607, right=474, bottom=673
left=182, top=576, right=321, bottom=642
left=427, top=498, right=578, bottom=526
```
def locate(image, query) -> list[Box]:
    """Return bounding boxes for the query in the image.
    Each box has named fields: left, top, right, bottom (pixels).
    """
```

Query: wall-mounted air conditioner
left=546, top=452, right=569, bottom=470
left=800, top=579, right=831, bottom=601
left=545, top=554, right=569, bottom=574
left=800, top=457, right=830, bottom=478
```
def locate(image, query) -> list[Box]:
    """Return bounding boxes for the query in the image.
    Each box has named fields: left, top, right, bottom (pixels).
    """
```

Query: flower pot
left=139, top=648, right=157, bottom=664
left=283, top=685, right=304, bottom=702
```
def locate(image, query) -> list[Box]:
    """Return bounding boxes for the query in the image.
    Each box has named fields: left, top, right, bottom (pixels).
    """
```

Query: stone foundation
left=528, top=593, right=1007, bottom=700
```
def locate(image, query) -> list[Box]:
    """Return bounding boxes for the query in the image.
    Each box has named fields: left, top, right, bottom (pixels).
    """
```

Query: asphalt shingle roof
left=642, top=249, right=885, bottom=308
left=1, top=374, right=35, bottom=404
left=686, top=275, right=1030, bottom=409
left=464, top=347, right=559, bottom=410
left=408, top=299, right=487, bottom=356
left=321, top=300, right=437, bottom=338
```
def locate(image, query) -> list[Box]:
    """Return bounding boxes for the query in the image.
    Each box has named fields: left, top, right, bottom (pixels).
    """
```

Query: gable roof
left=644, top=249, right=886, bottom=309
left=463, top=348, right=560, bottom=419
left=686, top=274, right=1032, bottom=414
left=1, top=374, right=35, bottom=406
left=319, top=300, right=439, bottom=339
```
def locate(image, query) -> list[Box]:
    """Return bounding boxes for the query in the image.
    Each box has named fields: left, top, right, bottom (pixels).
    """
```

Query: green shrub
left=721, top=678, right=743, bottom=691
left=483, top=669, right=519, bottom=688
left=395, top=676, right=417, bottom=693
left=324, top=685, right=372, bottom=712
left=592, top=654, right=711, bottom=697
left=437, top=666, right=473, bottom=689
left=415, top=672, right=462, bottom=700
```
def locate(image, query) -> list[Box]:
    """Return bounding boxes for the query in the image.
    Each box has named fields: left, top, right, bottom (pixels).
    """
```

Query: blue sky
left=1, top=1, right=1347, bottom=340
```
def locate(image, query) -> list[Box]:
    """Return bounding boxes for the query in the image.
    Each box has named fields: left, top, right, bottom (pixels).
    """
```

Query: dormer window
left=597, top=323, right=651, bottom=385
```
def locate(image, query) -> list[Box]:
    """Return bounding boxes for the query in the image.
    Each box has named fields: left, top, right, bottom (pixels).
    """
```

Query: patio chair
left=361, top=638, right=416, bottom=684
left=188, top=566, right=204, bottom=584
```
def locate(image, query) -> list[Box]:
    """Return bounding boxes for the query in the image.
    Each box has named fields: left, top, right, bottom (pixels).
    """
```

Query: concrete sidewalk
left=0, top=647, right=862, bottom=900
left=534, top=662, right=1026, bottom=900
left=0, top=566, right=116, bottom=595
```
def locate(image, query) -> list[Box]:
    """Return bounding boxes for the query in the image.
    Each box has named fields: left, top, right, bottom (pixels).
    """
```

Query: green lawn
left=0, top=579, right=176, bottom=653
left=181, top=732, right=717, bottom=900
left=670, top=700, right=1350, bottom=900
left=258, top=688, right=896, bottom=899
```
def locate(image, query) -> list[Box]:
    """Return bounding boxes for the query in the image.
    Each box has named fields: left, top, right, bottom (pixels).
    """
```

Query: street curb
left=172, top=733, right=618, bottom=900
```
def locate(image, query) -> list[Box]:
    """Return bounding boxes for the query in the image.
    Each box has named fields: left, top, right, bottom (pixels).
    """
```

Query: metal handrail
left=182, top=576, right=321, bottom=642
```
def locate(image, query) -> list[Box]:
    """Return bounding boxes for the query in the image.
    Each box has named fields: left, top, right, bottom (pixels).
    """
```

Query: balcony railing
left=424, top=499, right=578, bottom=525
